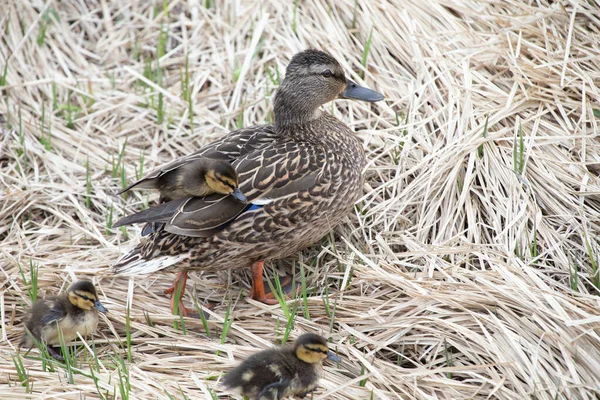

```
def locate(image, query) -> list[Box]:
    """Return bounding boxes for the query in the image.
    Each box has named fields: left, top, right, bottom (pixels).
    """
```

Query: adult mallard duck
left=112, top=49, right=383, bottom=315
left=222, top=333, right=340, bottom=399
left=20, top=280, right=108, bottom=360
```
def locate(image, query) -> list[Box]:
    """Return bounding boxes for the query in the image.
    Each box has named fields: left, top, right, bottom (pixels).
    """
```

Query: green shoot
left=477, top=114, right=489, bottom=158
left=177, top=310, right=187, bottom=335
left=360, top=26, right=374, bottom=79
left=112, top=353, right=130, bottom=400
left=194, top=299, right=212, bottom=338
left=571, top=262, right=579, bottom=292
left=56, top=322, right=75, bottom=383
left=444, top=338, right=453, bottom=378
left=106, top=203, right=114, bottom=233
left=530, top=226, right=538, bottom=258
left=125, top=306, right=132, bottom=362
left=181, top=52, right=194, bottom=131
left=583, top=232, right=599, bottom=290
left=359, top=364, right=368, bottom=387
left=0, top=56, right=8, bottom=86
left=292, top=0, right=299, bottom=34
left=85, top=156, right=91, bottom=208
left=143, top=311, right=155, bottom=327
left=18, top=259, right=39, bottom=303
left=136, top=150, right=145, bottom=180
left=39, top=102, right=52, bottom=150
left=12, top=353, right=29, bottom=389
left=513, top=124, right=524, bottom=175
left=217, top=301, right=233, bottom=356
left=351, top=0, right=359, bottom=29
left=299, top=262, right=310, bottom=320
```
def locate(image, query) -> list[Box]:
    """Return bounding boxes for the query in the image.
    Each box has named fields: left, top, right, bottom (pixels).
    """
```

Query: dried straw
left=1, top=0, right=600, bottom=399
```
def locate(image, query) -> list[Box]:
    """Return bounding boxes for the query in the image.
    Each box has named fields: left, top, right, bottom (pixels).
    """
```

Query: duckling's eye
left=218, top=177, right=235, bottom=189
left=321, top=69, right=333, bottom=78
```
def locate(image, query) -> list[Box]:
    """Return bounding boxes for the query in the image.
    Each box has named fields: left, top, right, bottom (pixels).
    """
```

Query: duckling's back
left=223, top=347, right=321, bottom=400
left=20, top=296, right=61, bottom=348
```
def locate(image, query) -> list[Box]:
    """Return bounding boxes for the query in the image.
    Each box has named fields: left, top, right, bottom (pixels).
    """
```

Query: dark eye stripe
left=220, top=179, right=235, bottom=189
left=305, top=346, right=328, bottom=354
left=74, top=292, right=94, bottom=302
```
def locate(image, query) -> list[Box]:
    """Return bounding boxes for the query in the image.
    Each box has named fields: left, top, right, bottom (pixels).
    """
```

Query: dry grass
left=1, top=0, right=600, bottom=398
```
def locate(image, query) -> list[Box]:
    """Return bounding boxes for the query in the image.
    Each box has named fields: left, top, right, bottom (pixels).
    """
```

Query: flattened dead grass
left=1, top=0, right=600, bottom=399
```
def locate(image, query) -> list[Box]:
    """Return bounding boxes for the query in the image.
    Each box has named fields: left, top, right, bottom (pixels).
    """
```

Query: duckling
left=117, top=158, right=246, bottom=203
left=223, top=333, right=341, bottom=400
left=20, top=280, right=108, bottom=360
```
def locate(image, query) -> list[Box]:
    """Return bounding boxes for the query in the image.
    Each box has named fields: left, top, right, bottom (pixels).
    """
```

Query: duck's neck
left=273, top=85, right=322, bottom=128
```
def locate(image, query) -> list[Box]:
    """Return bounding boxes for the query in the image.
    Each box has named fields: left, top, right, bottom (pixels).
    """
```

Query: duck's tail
left=111, top=245, right=187, bottom=276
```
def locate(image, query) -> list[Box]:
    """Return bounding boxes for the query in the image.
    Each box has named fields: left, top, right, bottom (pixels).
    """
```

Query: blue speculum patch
left=247, top=204, right=263, bottom=211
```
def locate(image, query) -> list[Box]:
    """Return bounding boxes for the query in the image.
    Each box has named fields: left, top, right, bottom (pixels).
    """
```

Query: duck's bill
left=340, top=79, right=384, bottom=102
left=326, top=350, right=341, bottom=362
left=94, top=300, right=108, bottom=313
left=231, top=187, right=247, bottom=202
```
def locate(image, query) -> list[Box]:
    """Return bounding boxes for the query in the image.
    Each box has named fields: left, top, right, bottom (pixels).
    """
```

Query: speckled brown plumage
left=111, top=50, right=383, bottom=298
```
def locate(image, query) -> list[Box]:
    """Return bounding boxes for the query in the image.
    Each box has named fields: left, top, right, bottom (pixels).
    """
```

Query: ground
left=1, top=0, right=600, bottom=399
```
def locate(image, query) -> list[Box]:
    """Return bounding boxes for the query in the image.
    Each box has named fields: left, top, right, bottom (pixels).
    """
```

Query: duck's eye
left=321, top=69, right=333, bottom=78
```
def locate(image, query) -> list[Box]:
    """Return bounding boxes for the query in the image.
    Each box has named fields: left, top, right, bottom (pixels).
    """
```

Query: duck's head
left=274, top=49, right=383, bottom=126
left=67, top=280, right=108, bottom=313
left=203, top=160, right=246, bottom=202
left=294, top=333, right=341, bottom=364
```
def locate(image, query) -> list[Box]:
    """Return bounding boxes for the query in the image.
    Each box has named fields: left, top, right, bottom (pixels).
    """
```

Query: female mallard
left=20, top=280, right=108, bottom=360
left=112, top=49, right=383, bottom=315
left=222, top=333, right=340, bottom=399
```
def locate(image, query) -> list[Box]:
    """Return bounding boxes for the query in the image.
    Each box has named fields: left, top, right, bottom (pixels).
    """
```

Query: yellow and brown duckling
left=116, top=157, right=246, bottom=203
left=222, top=333, right=341, bottom=400
left=20, top=280, right=107, bottom=360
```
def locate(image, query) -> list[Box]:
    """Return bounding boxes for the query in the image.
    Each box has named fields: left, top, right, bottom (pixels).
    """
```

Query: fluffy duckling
left=223, top=333, right=340, bottom=400
left=20, top=280, right=107, bottom=360
left=117, top=158, right=246, bottom=203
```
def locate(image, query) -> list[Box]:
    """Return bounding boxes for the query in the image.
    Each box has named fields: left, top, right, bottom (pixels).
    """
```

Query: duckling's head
left=294, top=333, right=341, bottom=364
left=274, top=49, right=383, bottom=126
left=67, top=280, right=108, bottom=313
left=203, top=160, right=246, bottom=202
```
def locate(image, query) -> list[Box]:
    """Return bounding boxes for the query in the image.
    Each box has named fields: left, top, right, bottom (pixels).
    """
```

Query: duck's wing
left=113, top=194, right=247, bottom=237
left=114, top=140, right=324, bottom=238
left=117, top=125, right=277, bottom=194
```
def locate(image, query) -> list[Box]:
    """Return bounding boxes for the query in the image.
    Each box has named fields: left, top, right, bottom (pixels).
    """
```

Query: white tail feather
left=111, top=247, right=187, bottom=276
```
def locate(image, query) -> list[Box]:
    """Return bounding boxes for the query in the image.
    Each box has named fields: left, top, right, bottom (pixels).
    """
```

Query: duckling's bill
left=340, top=79, right=384, bottom=102
left=231, top=187, right=247, bottom=202
left=94, top=299, right=108, bottom=313
left=326, top=350, right=341, bottom=362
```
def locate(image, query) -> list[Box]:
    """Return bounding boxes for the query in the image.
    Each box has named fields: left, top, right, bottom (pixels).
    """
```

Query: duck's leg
left=250, top=261, right=279, bottom=305
left=164, top=272, right=197, bottom=317
left=250, top=261, right=299, bottom=305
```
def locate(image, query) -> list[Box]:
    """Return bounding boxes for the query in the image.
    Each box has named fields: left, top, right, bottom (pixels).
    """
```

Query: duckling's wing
left=35, top=300, right=67, bottom=326
left=117, top=125, right=277, bottom=194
